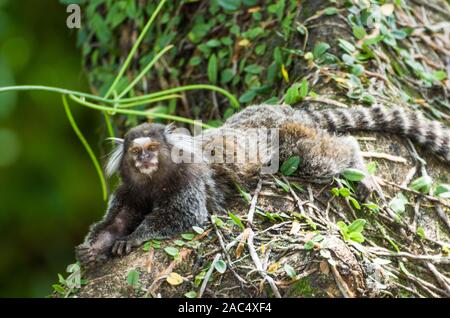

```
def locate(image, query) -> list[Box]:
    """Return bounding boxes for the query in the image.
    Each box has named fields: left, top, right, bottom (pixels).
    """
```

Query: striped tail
left=295, top=106, right=450, bottom=162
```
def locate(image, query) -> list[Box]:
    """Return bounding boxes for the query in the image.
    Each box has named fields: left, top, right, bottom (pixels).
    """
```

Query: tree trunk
left=74, top=0, right=450, bottom=298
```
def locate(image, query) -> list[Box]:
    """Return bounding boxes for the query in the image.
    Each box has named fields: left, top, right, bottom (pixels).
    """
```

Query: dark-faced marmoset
left=76, top=104, right=450, bottom=266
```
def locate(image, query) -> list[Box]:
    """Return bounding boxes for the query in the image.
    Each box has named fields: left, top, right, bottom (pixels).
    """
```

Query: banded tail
left=296, top=106, right=450, bottom=162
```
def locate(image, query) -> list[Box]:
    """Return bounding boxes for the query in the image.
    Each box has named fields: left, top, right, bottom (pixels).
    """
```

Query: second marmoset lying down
left=76, top=104, right=450, bottom=266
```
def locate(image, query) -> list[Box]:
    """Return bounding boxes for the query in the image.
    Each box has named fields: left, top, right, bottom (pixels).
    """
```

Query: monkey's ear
left=105, top=138, right=124, bottom=178
left=164, top=122, right=176, bottom=135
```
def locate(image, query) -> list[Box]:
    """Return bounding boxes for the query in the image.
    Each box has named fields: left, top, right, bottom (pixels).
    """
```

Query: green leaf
left=127, top=269, right=139, bottom=287
left=389, top=193, right=408, bottom=214
left=184, top=291, right=197, bottom=298
left=284, top=84, right=300, bottom=105
left=351, top=64, right=364, bottom=76
left=221, top=68, right=234, bottom=84
left=181, top=233, right=195, bottom=240
left=189, top=56, right=202, bottom=66
left=244, top=64, right=263, bottom=74
left=324, top=7, right=338, bottom=15
left=313, top=42, right=330, bottom=59
left=410, top=175, right=432, bottom=194
left=348, top=231, right=365, bottom=243
left=214, top=260, right=227, bottom=274
left=284, top=264, right=297, bottom=278
left=192, top=226, right=204, bottom=235
left=228, top=212, right=245, bottom=230
left=342, top=168, right=366, bottom=182
left=417, top=227, right=426, bottom=239
left=52, top=284, right=66, bottom=295
left=338, top=39, right=355, bottom=54
left=218, top=0, right=241, bottom=11
left=207, top=54, right=218, bottom=84
left=300, top=79, right=309, bottom=98
left=349, top=197, right=361, bottom=210
left=432, top=70, right=447, bottom=81
left=239, top=89, right=256, bottom=103
left=164, top=247, right=179, bottom=257
left=206, top=39, right=222, bottom=47
left=339, top=187, right=351, bottom=197
left=435, top=184, right=450, bottom=198
left=273, top=176, right=290, bottom=192
left=174, top=240, right=185, bottom=246
left=280, top=156, right=301, bottom=176
left=348, top=219, right=366, bottom=233
left=366, top=162, right=377, bottom=175
left=352, top=25, right=367, bottom=39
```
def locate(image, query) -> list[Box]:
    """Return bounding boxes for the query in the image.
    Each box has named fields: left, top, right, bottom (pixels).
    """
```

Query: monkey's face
left=128, top=137, right=161, bottom=176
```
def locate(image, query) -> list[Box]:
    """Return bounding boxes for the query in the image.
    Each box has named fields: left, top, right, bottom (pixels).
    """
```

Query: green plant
left=337, top=219, right=367, bottom=243
left=51, top=263, right=82, bottom=298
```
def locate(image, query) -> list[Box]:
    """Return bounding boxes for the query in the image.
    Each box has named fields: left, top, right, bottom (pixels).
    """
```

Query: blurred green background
left=0, top=0, right=104, bottom=297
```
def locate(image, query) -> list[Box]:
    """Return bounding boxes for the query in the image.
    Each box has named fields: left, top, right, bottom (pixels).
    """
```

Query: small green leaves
left=338, top=39, right=355, bottom=54
left=273, top=176, right=290, bottom=192
left=337, top=219, right=367, bottom=243
left=313, top=42, right=330, bottom=59
left=432, top=70, right=447, bottom=82
left=192, top=226, right=204, bottom=235
left=218, top=0, right=241, bottom=11
left=284, top=264, right=297, bottom=278
left=127, top=269, right=140, bottom=287
left=352, top=25, right=366, bottom=40
left=184, top=291, right=197, bottom=298
left=435, top=184, right=450, bottom=198
left=342, top=168, right=366, bottom=182
left=280, top=156, right=302, bottom=176
left=389, top=193, right=408, bottom=214
left=304, top=234, right=324, bottom=250
left=228, top=211, right=245, bottom=230
left=214, top=260, right=227, bottom=274
left=164, top=246, right=180, bottom=257
left=207, top=54, right=218, bottom=84
left=300, top=79, right=309, bottom=98
left=181, top=233, right=195, bottom=240
left=410, top=175, right=432, bottom=194
left=239, top=89, right=257, bottom=103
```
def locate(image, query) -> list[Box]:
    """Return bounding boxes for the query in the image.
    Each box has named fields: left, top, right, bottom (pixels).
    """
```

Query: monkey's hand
left=111, top=237, right=139, bottom=256
left=75, top=243, right=108, bottom=267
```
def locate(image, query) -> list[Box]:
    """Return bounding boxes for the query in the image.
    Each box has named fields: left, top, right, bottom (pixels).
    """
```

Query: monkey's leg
left=279, top=123, right=376, bottom=199
left=76, top=200, right=142, bottom=266
left=112, top=188, right=209, bottom=256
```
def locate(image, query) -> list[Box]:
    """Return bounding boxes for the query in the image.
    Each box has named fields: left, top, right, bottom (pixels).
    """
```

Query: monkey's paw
left=75, top=243, right=107, bottom=267
left=356, top=175, right=377, bottom=201
left=111, top=237, right=138, bottom=256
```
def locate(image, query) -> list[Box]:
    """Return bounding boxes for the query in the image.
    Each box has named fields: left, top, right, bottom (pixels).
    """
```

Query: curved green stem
left=0, top=84, right=239, bottom=108
left=119, top=84, right=240, bottom=109
left=104, top=0, right=167, bottom=98
left=62, top=95, right=108, bottom=201
left=69, top=94, right=212, bottom=128
left=117, top=94, right=182, bottom=108
left=0, top=85, right=112, bottom=103
left=117, top=45, right=174, bottom=99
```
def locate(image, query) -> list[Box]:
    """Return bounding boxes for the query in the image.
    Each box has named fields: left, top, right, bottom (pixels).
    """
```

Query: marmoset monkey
left=76, top=104, right=450, bottom=266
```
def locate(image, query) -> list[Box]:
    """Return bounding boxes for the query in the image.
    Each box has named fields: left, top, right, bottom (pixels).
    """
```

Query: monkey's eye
left=147, top=143, right=160, bottom=151
left=130, top=147, right=141, bottom=154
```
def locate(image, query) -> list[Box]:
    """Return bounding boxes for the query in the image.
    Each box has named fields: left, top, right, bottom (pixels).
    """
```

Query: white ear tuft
left=105, top=138, right=124, bottom=177
left=165, top=122, right=176, bottom=135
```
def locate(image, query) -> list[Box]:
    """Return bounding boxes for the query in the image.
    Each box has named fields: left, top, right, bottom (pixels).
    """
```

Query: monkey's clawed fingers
left=75, top=243, right=101, bottom=267
left=111, top=238, right=135, bottom=256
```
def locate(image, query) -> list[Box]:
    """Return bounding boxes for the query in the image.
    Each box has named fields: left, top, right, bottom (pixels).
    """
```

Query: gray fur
left=76, top=103, right=449, bottom=266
